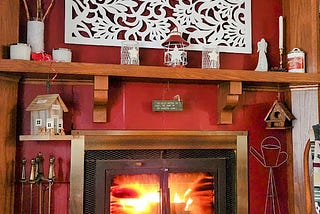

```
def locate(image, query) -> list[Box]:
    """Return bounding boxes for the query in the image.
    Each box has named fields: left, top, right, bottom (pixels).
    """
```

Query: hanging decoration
left=65, top=0, right=252, bottom=53
left=264, top=84, right=295, bottom=129
left=152, top=95, right=183, bottom=112
left=26, top=93, right=68, bottom=136
left=264, top=100, right=295, bottom=129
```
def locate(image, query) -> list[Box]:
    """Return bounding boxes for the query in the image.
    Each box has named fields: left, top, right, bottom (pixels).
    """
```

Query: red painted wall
left=16, top=0, right=289, bottom=214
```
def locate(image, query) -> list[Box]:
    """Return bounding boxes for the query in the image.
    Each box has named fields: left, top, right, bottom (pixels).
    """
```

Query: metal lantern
left=162, top=29, right=189, bottom=67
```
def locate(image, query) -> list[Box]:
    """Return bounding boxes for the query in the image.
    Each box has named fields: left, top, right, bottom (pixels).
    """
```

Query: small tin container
left=287, top=48, right=305, bottom=73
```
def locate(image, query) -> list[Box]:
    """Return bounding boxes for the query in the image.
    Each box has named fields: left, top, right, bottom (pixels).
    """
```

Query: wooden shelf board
left=1, top=59, right=319, bottom=85
left=19, top=135, right=73, bottom=141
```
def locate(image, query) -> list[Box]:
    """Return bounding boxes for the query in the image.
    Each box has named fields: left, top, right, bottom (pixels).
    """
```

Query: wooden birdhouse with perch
left=264, top=100, right=295, bottom=129
left=26, top=94, right=68, bottom=135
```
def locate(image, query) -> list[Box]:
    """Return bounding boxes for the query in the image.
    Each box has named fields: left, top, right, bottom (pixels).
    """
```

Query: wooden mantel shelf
left=0, top=59, right=319, bottom=84
left=2, top=59, right=319, bottom=124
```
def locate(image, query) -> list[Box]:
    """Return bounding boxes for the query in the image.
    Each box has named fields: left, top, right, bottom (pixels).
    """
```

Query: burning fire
left=110, top=173, right=214, bottom=214
left=111, top=183, right=160, bottom=213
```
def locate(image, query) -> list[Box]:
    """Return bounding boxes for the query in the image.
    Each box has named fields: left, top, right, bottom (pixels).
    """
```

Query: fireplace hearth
left=70, top=130, right=248, bottom=214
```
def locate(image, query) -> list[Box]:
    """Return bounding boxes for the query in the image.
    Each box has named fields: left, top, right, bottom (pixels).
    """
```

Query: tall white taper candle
left=279, top=16, right=283, bottom=49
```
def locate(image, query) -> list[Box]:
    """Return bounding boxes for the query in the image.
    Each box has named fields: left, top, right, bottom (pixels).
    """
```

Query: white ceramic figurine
left=255, top=38, right=268, bottom=71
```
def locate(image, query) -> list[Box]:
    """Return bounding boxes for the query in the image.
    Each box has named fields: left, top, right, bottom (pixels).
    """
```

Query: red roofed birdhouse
left=26, top=94, right=68, bottom=135
left=264, top=100, right=295, bottom=129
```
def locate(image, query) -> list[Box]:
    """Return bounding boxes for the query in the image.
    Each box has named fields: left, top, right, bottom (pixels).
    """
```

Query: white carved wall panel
left=65, top=0, right=252, bottom=53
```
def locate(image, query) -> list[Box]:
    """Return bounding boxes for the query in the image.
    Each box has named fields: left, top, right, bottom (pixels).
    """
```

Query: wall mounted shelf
left=1, top=59, right=319, bottom=124
left=19, top=135, right=74, bottom=141
left=0, top=59, right=319, bottom=84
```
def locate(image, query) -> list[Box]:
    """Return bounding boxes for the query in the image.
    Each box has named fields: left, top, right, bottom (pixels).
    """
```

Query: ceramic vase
left=27, top=20, right=44, bottom=53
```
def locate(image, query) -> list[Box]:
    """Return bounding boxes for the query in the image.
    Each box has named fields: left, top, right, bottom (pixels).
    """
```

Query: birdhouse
left=26, top=94, right=68, bottom=135
left=264, top=100, right=295, bottom=129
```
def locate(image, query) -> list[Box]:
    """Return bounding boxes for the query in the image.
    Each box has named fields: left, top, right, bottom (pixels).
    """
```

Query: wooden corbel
left=218, top=81, right=242, bottom=124
left=93, top=76, right=108, bottom=122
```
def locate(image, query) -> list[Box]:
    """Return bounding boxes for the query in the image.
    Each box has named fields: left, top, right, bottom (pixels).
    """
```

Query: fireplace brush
left=20, top=152, right=55, bottom=214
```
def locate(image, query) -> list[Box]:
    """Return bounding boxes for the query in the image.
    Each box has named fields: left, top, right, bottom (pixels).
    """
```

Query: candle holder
left=202, top=46, right=220, bottom=69
left=121, top=41, right=139, bottom=65
left=52, top=48, right=72, bottom=62
left=279, top=48, right=283, bottom=69
left=271, top=48, right=287, bottom=72
left=10, top=43, right=31, bottom=60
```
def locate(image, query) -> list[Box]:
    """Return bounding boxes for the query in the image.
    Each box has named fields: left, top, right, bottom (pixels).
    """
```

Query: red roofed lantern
left=162, top=28, right=189, bottom=67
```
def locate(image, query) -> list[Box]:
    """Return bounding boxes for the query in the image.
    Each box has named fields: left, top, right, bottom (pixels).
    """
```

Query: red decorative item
left=31, top=52, right=53, bottom=61
left=162, top=29, right=189, bottom=48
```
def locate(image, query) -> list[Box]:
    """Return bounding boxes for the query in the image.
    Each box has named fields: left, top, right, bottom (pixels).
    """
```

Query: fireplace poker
left=35, top=152, right=46, bottom=214
left=47, top=156, right=55, bottom=214
left=29, top=159, right=36, bottom=214
left=20, top=158, right=27, bottom=214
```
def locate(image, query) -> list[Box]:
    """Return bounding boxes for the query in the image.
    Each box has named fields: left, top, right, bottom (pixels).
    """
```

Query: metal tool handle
left=20, top=158, right=27, bottom=214
left=29, top=159, right=36, bottom=183
left=36, top=152, right=44, bottom=177
left=48, top=156, right=55, bottom=181
left=48, top=156, right=55, bottom=214
left=21, top=158, right=27, bottom=182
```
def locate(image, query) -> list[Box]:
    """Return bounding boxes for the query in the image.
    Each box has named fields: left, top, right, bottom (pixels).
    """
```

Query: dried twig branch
left=42, top=0, right=55, bottom=22
left=36, top=0, right=43, bottom=20
left=22, top=0, right=30, bottom=21
left=22, top=0, right=54, bottom=22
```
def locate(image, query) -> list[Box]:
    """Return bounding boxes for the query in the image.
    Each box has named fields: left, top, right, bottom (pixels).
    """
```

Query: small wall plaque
left=152, top=100, right=183, bottom=112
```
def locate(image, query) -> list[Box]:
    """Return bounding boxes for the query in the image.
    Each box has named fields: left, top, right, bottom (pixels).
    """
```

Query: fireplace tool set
left=20, top=152, right=55, bottom=214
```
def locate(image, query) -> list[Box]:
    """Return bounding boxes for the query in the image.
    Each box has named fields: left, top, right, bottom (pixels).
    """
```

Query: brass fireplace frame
left=69, top=130, right=248, bottom=214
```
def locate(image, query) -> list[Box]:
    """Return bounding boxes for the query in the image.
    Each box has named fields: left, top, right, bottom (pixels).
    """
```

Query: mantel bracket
left=93, top=76, right=109, bottom=122
left=218, top=81, right=242, bottom=124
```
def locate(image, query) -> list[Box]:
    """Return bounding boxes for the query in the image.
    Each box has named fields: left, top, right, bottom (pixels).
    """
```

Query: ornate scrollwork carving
left=65, top=0, right=251, bottom=53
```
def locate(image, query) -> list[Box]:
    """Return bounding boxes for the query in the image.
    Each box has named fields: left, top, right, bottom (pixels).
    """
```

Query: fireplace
left=69, top=130, right=248, bottom=214
left=88, top=149, right=233, bottom=213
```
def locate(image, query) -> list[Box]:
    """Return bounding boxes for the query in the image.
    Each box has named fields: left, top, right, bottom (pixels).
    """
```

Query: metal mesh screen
left=84, top=149, right=236, bottom=214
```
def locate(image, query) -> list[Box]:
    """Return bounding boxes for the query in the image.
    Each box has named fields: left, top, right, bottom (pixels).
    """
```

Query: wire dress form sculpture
left=250, top=136, right=288, bottom=214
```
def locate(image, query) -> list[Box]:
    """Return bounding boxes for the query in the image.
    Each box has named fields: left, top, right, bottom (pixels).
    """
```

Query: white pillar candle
left=279, top=16, right=283, bottom=49
left=10, top=43, right=31, bottom=60
left=27, top=20, right=44, bottom=53
left=52, top=48, right=72, bottom=62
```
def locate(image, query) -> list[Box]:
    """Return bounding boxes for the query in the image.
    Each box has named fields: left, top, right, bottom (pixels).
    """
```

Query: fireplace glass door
left=95, top=158, right=226, bottom=214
